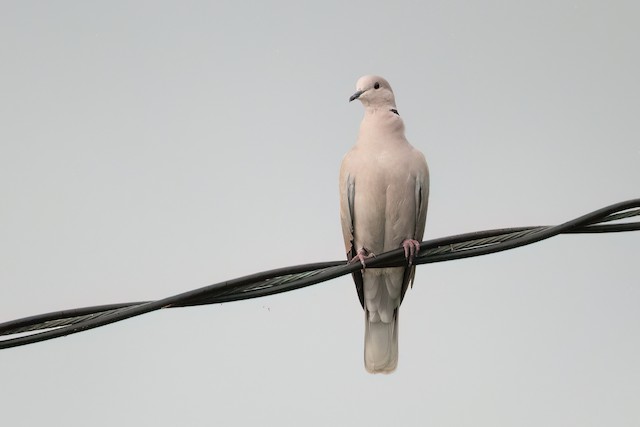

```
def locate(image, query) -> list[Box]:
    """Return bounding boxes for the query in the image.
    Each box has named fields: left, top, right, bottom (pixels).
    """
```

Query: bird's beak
left=349, top=90, right=364, bottom=102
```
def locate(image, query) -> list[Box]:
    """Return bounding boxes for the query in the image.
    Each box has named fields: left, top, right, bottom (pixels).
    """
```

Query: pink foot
left=349, top=247, right=376, bottom=269
left=402, top=239, right=421, bottom=266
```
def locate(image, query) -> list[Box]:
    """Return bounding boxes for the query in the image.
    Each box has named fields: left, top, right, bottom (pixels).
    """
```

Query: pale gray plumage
left=340, top=75, right=429, bottom=374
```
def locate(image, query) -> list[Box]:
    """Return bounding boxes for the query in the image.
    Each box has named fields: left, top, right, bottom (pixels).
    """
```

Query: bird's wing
left=339, top=151, right=365, bottom=308
left=413, top=151, right=430, bottom=243
left=400, top=150, right=430, bottom=301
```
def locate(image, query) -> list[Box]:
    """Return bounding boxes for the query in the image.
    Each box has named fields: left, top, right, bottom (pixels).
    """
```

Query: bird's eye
left=374, top=82, right=380, bottom=89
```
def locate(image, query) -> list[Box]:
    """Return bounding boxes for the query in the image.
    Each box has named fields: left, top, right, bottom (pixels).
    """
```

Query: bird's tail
left=364, top=309, right=398, bottom=374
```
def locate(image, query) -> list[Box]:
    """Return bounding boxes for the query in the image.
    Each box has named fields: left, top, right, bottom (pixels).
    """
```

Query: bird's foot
left=402, top=239, right=421, bottom=266
left=349, top=248, right=376, bottom=269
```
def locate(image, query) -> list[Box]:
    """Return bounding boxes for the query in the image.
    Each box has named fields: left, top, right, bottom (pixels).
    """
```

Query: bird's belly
left=352, top=172, right=416, bottom=255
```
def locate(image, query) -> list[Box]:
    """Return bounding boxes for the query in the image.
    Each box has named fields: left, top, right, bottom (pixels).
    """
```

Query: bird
left=340, top=75, right=429, bottom=373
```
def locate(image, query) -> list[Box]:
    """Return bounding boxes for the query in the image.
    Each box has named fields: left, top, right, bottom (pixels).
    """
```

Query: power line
left=1, top=199, right=639, bottom=350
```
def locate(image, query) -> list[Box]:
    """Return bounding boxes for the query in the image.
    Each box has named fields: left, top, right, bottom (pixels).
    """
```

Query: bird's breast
left=349, top=146, right=420, bottom=254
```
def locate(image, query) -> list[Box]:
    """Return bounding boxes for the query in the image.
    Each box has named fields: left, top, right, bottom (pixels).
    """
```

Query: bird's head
left=349, top=75, right=396, bottom=109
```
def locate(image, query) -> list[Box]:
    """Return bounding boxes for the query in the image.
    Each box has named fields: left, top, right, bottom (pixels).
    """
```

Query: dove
left=340, top=75, right=429, bottom=373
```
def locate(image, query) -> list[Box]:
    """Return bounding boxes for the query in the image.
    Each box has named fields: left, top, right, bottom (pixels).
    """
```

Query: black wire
left=1, top=199, right=638, bottom=350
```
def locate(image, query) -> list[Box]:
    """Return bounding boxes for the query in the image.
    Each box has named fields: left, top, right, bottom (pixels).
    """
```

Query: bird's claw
left=349, top=248, right=376, bottom=269
left=402, top=239, right=421, bottom=266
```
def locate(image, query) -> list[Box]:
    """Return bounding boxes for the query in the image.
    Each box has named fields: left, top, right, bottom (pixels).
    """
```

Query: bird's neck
left=362, top=101, right=397, bottom=113
left=357, top=107, right=406, bottom=146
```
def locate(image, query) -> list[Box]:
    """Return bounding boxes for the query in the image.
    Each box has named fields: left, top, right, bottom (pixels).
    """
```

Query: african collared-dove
left=340, top=75, right=429, bottom=373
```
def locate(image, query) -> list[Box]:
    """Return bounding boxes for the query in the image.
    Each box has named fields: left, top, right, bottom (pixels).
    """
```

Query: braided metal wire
left=1, top=199, right=638, bottom=350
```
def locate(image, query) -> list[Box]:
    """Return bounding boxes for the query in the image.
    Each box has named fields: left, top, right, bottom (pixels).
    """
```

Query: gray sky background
left=1, top=1, right=639, bottom=426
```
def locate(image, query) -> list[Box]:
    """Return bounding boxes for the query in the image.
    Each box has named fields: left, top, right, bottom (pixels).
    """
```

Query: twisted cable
left=1, top=199, right=638, bottom=350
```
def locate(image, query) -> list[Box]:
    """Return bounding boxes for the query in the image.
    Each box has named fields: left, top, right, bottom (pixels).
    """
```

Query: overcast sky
left=1, top=1, right=639, bottom=426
